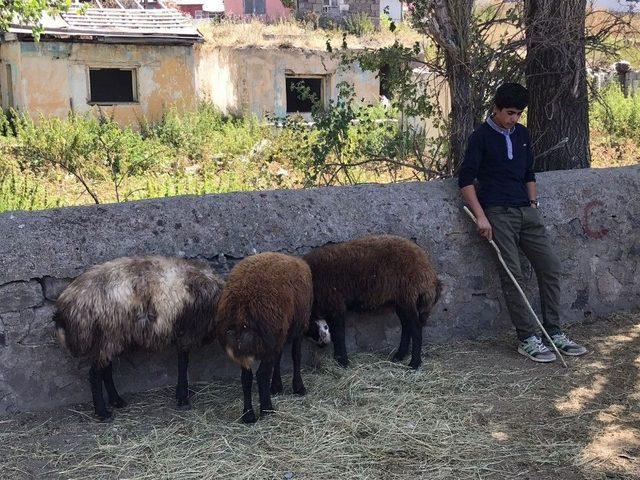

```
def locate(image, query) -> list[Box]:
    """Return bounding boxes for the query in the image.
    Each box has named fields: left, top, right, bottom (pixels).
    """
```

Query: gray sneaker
left=549, top=332, right=587, bottom=356
left=518, top=335, right=557, bottom=363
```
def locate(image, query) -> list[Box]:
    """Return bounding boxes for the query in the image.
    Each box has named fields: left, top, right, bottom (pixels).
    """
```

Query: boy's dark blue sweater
left=458, top=121, right=535, bottom=208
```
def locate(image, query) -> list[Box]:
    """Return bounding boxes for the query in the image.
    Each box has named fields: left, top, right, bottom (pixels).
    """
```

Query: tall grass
left=589, top=84, right=640, bottom=168
left=0, top=102, right=417, bottom=213
left=590, top=83, right=640, bottom=140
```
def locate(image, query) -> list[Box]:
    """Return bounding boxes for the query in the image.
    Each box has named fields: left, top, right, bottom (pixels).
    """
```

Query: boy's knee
left=542, top=253, right=562, bottom=277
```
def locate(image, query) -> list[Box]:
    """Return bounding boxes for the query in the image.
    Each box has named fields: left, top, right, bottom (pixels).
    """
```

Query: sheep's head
left=306, top=319, right=331, bottom=347
left=224, top=327, right=258, bottom=369
left=223, top=319, right=279, bottom=369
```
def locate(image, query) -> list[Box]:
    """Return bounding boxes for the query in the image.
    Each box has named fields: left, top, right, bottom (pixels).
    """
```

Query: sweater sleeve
left=458, top=130, right=481, bottom=188
left=524, top=129, right=536, bottom=183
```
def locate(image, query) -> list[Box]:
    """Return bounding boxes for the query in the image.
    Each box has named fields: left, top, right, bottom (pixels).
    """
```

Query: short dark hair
left=494, top=83, right=529, bottom=110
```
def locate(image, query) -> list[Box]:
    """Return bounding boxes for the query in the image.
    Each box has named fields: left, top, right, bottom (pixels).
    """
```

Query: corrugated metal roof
left=7, top=7, right=204, bottom=44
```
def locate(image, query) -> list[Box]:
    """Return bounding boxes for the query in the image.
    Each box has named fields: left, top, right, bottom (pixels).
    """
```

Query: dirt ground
left=1, top=312, right=639, bottom=480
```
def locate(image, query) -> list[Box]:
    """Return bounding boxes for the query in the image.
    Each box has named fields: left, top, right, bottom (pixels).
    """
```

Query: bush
left=590, top=84, right=640, bottom=140
left=15, top=113, right=171, bottom=203
left=342, top=12, right=375, bottom=37
left=140, top=103, right=224, bottom=163
left=1, top=96, right=426, bottom=212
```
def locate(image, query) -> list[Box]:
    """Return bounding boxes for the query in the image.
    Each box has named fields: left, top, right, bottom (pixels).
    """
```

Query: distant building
left=380, top=0, right=402, bottom=22
left=0, top=3, right=203, bottom=124
left=224, top=0, right=291, bottom=20
left=297, top=0, right=380, bottom=27
left=169, top=0, right=225, bottom=19
left=198, top=46, right=379, bottom=119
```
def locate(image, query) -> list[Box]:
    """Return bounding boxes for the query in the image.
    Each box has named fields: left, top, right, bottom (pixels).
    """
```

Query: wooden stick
left=463, top=206, right=568, bottom=368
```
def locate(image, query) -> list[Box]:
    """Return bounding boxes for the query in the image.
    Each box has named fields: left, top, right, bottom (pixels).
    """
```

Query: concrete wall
left=406, top=67, right=450, bottom=135
left=0, top=165, right=639, bottom=415
left=197, top=46, right=379, bottom=118
left=0, top=41, right=21, bottom=110
left=0, top=40, right=197, bottom=125
left=380, top=0, right=402, bottom=21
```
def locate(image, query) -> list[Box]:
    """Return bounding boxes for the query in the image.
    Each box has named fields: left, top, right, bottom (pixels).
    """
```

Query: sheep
left=303, top=234, right=442, bottom=370
left=53, top=256, right=224, bottom=421
left=216, top=252, right=330, bottom=423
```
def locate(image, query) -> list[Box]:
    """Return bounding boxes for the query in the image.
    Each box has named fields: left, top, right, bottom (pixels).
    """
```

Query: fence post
left=616, top=61, right=631, bottom=97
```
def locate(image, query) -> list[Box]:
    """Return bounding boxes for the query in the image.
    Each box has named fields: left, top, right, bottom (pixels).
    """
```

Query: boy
left=458, top=83, right=587, bottom=362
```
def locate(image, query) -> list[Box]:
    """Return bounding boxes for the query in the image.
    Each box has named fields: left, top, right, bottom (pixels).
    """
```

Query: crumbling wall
left=197, top=46, right=379, bottom=118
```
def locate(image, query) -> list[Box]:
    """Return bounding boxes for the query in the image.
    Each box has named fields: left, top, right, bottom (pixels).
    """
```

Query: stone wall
left=297, top=0, right=380, bottom=27
left=1, top=165, right=639, bottom=414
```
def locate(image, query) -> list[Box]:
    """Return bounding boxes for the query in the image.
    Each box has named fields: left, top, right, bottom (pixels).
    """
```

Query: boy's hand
left=476, top=215, right=492, bottom=241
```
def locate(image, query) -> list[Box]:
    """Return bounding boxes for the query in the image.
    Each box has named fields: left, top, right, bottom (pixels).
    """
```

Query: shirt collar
left=487, top=116, right=515, bottom=136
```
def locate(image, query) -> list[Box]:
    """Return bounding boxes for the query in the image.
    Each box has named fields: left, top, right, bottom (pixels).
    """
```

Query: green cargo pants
left=484, top=206, right=563, bottom=341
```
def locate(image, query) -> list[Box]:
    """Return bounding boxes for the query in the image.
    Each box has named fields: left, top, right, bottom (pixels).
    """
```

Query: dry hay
left=198, top=18, right=423, bottom=51
left=1, top=312, right=639, bottom=479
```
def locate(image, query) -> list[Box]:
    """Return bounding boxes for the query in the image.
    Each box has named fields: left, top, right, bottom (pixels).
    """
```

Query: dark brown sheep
left=303, top=234, right=442, bottom=369
left=216, top=252, right=328, bottom=423
left=53, top=256, right=224, bottom=421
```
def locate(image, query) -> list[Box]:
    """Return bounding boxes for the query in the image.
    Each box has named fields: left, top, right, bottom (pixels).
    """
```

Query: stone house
left=197, top=46, right=379, bottom=119
left=297, top=0, right=380, bottom=27
left=0, top=4, right=203, bottom=125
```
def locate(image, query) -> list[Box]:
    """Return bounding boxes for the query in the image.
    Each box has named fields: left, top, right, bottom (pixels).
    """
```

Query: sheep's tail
left=53, top=310, right=68, bottom=349
left=52, top=308, right=92, bottom=358
left=417, top=279, right=442, bottom=323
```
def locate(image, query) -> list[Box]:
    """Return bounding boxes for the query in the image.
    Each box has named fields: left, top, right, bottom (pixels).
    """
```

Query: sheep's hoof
left=408, top=359, right=422, bottom=370
left=95, top=410, right=113, bottom=423
left=109, top=397, right=127, bottom=409
left=176, top=400, right=192, bottom=411
left=392, top=351, right=408, bottom=362
left=334, top=356, right=349, bottom=368
left=270, top=381, right=284, bottom=395
left=241, top=409, right=257, bottom=424
left=292, top=385, right=307, bottom=396
left=260, top=407, right=275, bottom=418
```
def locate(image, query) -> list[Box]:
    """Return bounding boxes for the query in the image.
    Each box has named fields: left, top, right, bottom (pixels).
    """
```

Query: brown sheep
left=303, top=234, right=442, bottom=369
left=216, top=252, right=329, bottom=423
left=53, top=256, right=224, bottom=421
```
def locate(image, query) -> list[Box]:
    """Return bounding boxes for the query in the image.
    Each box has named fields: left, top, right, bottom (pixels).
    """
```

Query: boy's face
left=492, top=106, right=524, bottom=130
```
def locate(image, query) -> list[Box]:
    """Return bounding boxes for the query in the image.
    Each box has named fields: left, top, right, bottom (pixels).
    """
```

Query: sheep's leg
left=392, top=310, right=412, bottom=362
left=89, top=363, right=112, bottom=422
left=291, top=336, right=306, bottom=396
left=270, top=351, right=284, bottom=395
left=103, top=362, right=127, bottom=409
left=241, top=367, right=257, bottom=423
left=408, top=312, right=424, bottom=370
left=256, top=360, right=275, bottom=417
left=329, top=315, right=349, bottom=367
left=176, top=350, right=191, bottom=410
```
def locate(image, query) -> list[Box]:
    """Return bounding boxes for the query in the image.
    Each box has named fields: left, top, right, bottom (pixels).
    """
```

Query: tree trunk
left=426, top=0, right=475, bottom=173
left=525, top=0, right=590, bottom=171
left=446, top=55, right=475, bottom=175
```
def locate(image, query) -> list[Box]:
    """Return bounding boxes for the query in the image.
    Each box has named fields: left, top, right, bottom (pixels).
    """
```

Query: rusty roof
left=6, top=6, right=204, bottom=45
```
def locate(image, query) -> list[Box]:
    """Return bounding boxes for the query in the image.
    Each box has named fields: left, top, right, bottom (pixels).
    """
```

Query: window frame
left=243, top=0, right=266, bottom=15
left=87, top=66, right=139, bottom=106
left=284, top=74, right=327, bottom=114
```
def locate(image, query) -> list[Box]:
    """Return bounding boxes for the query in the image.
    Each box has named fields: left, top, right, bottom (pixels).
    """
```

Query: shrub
left=342, top=12, right=375, bottom=37
left=590, top=83, right=640, bottom=140
left=15, top=113, right=170, bottom=203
